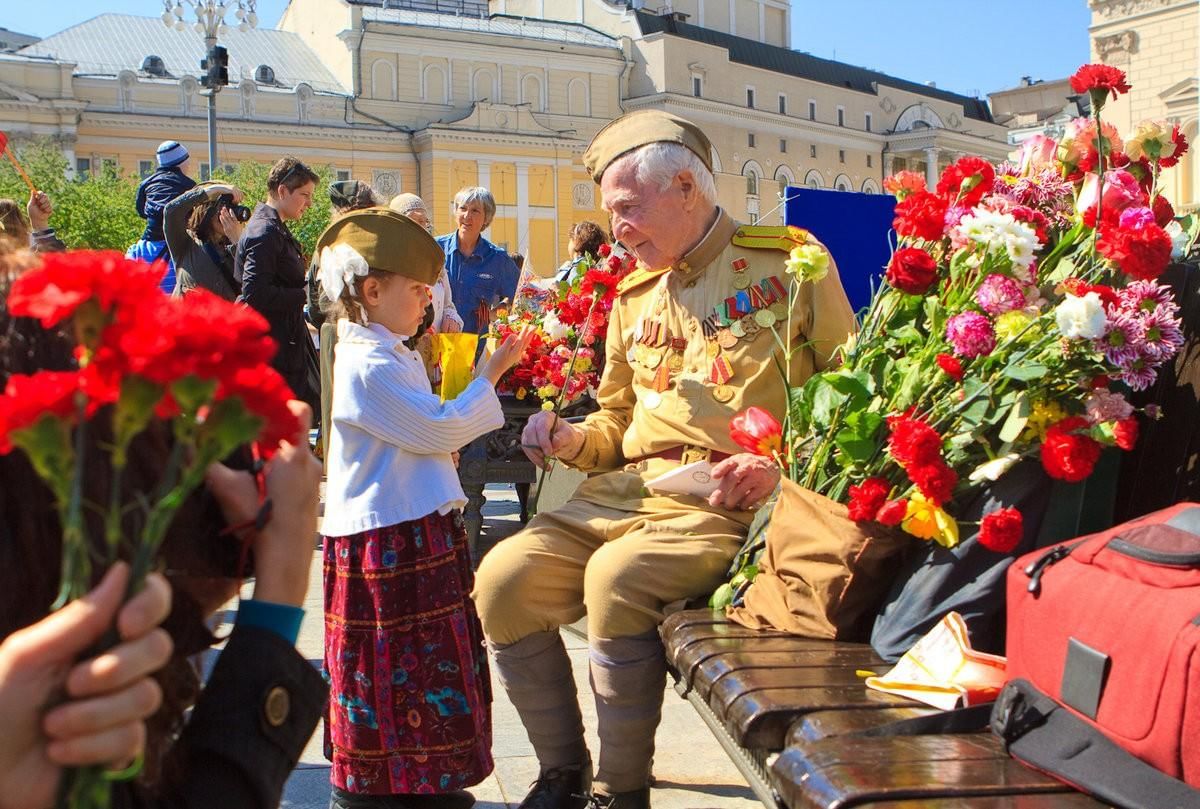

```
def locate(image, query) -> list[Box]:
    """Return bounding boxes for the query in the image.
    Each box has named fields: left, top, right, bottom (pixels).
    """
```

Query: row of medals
left=628, top=258, right=790, bottom=410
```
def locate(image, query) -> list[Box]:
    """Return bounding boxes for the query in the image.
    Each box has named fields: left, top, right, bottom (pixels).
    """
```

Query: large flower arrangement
left=731, top=64, right=1195, bottom=554
left=0, top=251, right=298, bottom=808
left=489, top=246, right=635, bottom=406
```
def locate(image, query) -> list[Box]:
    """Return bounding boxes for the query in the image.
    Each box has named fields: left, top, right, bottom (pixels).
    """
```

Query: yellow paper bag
left=437, top=333, right=480, bottom=402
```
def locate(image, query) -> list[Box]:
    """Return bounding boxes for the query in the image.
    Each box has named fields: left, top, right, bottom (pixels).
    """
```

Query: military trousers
left=473, top=463, right=753, bottom=644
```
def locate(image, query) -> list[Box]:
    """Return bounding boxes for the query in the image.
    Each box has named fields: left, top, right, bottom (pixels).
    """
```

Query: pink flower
left=974, top=274, right=1026, bottom=316
left=1139, top=308, right=1184, bottom=362
left=1016, top=135, right=1059, bottom=175
left=1076, top=170, right=1144, bottom=217
left=1118, top=206, right=1155, bottom=231
left=1096, top=310, right=1146, bottom=367
left=1118, top=356, right=1157, bottom=391
left=945, top=311, right=996, bottom=358
left=1119, top=280, right=1178, bottom=317
left=1084, top=389, right=1134, bottom=424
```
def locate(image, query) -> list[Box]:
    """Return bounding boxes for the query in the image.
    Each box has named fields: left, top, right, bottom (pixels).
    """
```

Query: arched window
left=803, top=169, right=823, bottom=189
left=834, top=173, right=852, bottom=192
left=860, top=178, right=881, bottom=194
left=742, top=160, right=764, bottom=197
left=422, top=64, right=447, bottom=104
left=567, top=77, right=590, bottom=116
left=472, top=68, right=496, bottom=102
left=520, top=73, right=543, bottom=112
left=774, top=165, right=795, bottom=199
left=371, top=59, right=396, bottom=101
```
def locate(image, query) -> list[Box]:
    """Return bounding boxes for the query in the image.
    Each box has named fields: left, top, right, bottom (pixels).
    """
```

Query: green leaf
left=834, top=410, right=883, bottom=463
left=998, top=392, right=1031, bottom=443
left=1003, top=363, right=1048, bottom=381
left=893, top=360, right=924, bottom=411
left=709, top=582, right=734, bottom=610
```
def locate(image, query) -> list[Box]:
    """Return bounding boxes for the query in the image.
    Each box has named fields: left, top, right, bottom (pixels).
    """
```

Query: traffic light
left=200, top=45, right=229, bottom=90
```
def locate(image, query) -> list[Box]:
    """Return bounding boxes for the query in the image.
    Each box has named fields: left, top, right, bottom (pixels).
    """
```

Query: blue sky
left=5, top=0, right=1091, bottom=98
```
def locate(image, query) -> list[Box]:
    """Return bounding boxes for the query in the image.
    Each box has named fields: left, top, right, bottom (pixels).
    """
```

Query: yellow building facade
left=2, top=0, right=1014, bottom=270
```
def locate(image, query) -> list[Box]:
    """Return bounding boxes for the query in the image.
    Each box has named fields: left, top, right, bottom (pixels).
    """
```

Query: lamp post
left=161, top=0, right=258, bottom=175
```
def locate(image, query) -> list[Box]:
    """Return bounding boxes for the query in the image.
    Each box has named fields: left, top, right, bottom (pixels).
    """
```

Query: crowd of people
left=0, top=108, right=855, bottom=809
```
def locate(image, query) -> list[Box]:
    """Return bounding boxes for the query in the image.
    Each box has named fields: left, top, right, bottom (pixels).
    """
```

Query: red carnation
left=1113, top=416, right=1139, bottom=451
left=218, top=366, right=301, bottom=455
left=935, top=156, right=995, bottom=208
left=979, top=507, right=1024, bottom=553
left=597, top=243, right=612, bottom=257
left=1158, top=125, right=1189, bottom=169
left=0, top=371, right=81, bottom=453
left=1009, top=205, right=1050, bottom=245
left=1041, top=416, right=1102, bottom=483
left=847, top=477, right=891, bottom=522
left=8, top=251, right=163, bottom=329
left=887, top=412, right=945, bottom=468
left=1097, top=222, right=1173, bottom=281
left=1059, top=278, right=1120, bottom=310
left=580, top=268, right=622, bottom=298
left=936, top=353, right=964, bottom=381
left=886, top=247, right=939, bottom=295
left=876, top=499, right=908, bottom=526
left=1152, top=194, right=1175, bottom=228
left=893, top=191, right=949, bottom=242
left=909, top=460, right=958, bottom=506
left=1069, top=64, right=1131, bottom=101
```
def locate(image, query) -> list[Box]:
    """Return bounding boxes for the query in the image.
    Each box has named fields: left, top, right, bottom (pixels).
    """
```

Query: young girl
left=317, top=209, right=533, bottom=809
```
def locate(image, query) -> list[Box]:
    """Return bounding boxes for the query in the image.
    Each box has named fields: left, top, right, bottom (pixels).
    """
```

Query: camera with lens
left=218, top=193, right=253, bottom=223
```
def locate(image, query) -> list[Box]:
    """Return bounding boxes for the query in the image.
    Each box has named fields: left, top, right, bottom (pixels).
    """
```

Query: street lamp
left=161, top=0, right=258, bottom=175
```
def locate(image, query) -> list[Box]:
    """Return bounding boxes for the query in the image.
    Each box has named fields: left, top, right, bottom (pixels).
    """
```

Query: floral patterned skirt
left=323, top=510, right=493, bottom=795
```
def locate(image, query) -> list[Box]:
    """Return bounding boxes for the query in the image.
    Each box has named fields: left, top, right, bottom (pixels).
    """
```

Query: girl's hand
left=478, top=326, right=536, bottom=386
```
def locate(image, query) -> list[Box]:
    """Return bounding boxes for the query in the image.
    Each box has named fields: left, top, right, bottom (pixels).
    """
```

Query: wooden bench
left=660, top=609, right=1106, bottom=809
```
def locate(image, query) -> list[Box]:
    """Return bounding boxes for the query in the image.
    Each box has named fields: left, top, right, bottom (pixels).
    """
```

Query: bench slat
left=720, top=684, right=918, bottom=749
left=850, top=796, right=1106, bottom=808
left=787, top=707, right=940, bottom=745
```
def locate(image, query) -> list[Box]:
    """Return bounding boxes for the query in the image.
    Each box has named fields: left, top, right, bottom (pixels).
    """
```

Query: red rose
left=1113, top=416, right=1139, bottom=451
left=0, top=371, right=81, bottom=453
left=936, top=353, right=964, bottom=381
left=1158, top=125, right=1189, bottom=169
left=935, top=156, right=995, bottom=208
left=909, top=460, right=958, bottom=506
left=1069, top=64, right=1131, bottom=101
left=886, top=247, right=939, bottom=295
left=887, top=412, right=944, bottom=467
left=1152, top=194, right=1175, bottom=228
left=1097, top=223, right=1173, bottom=281
left=876, top=499, right=908, bottom=526
left=979, top=507, right=1024, bottom=553
left=892, top=191, right=949, bottom=242
left=1041, top=416, right=1102, bottom=482
left=847, top=477, right=891, bottom=522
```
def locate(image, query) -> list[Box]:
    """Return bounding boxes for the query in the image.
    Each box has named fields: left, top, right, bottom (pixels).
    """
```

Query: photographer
left=163, top=182, right=250, bottom=300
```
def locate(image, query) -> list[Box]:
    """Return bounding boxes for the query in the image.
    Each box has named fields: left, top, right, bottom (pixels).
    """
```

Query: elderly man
left=437, top=186, right=520, bottom=334
left=472, top=111, right=856, bottom=809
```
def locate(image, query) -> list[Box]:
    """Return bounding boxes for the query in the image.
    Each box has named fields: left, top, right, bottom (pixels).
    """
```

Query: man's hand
left=0, top=564, right=173, bottom=809
left=26, top=192, right=52, bottom=232
left=521, top=409, right=585, bottom=470
left=708, top=453, right=780, bottom=511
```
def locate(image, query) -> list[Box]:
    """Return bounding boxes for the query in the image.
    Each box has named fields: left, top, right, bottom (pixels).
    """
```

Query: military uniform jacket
left=565, top=208, right=856, bottom=478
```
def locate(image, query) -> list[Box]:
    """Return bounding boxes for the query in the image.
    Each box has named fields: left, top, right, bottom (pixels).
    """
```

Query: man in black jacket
left=236, top=157, right=321, bottom=421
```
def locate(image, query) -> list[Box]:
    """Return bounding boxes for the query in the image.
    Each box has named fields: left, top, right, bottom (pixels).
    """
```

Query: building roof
left=0, top=27, right=39, bottom=52
left=18, top=14, right=347, bottom=94
left=635, top=12, right=994, bottom=124
left=350, top=0, right=490, bottom=18
left=361, top=6, right=619, bottom=48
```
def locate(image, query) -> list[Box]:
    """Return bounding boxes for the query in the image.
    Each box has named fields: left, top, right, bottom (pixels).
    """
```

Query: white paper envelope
left=644, top=460, right=720, bottom=498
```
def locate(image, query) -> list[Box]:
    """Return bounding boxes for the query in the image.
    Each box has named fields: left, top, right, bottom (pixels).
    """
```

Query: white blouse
left=320, top=320, right=502, bottom=537
left=431, top=268, right=462, bottom=330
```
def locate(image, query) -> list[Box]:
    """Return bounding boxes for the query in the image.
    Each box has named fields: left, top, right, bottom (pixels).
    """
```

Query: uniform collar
left=672, top=207, right=737, bottom=282
left=442, top=230, right=493, bottom=260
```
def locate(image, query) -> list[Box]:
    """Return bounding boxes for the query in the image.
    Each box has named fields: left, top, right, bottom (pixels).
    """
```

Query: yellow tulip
left=902, top=492, right=960, bottom=548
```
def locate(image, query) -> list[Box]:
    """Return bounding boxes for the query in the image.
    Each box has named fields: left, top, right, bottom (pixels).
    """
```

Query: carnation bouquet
left=489, top=245, right=636, bottom=406
left=0, top=252, right=298, bottom=808
left=719, top=65, right=1196, bottom=613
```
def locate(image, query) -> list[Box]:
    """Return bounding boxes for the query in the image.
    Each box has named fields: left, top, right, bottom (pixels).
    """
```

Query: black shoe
left=587, top=788, right=650, bottom=809
left=329, top=789, right=402, bottom=809
left=397, top=792, right=475, bottom=809
left=517, top=763, right=592, bottom=809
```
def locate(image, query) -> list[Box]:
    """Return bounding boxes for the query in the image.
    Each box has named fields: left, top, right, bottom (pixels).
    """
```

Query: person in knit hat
left=127, top=140, right=197, bottom=292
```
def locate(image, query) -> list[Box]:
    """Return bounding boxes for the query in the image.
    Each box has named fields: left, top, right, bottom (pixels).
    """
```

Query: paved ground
left=215, top=484, right=759, bottom=809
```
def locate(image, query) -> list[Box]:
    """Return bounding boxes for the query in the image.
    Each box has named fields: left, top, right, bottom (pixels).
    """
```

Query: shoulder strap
left=615, top=266, right=669, bottom=296
left=731, top=224, right=811, bottom=252
left=992, top=679, right=1200, bottom=809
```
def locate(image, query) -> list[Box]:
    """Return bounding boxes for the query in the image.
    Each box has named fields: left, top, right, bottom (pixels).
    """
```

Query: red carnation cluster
left=846, top=476, right=906, bottom=525
left=936, top=156, right=995, bottom=208
left=886, top=247, right=939, bottom=295
left=892, top=191, right=948, bottom=242
left=887, top=411, right=958, bottom=506
left=1040, top=416, right=1102, bottom=482
left=1069, top=64, right=1131, bottom=101
left=979, top=507, right=1024, bottom=553
left=1097, top=221, right=1173, bottom=281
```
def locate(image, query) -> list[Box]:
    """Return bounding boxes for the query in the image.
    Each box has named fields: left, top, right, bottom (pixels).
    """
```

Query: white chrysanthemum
left=542, top=311, right=569, bottom=342
left=319, top=243, right=370, bottom=302
left=953, top=210, right=1040, bottom=270
left=1054, top=292, right=1107, bottom=340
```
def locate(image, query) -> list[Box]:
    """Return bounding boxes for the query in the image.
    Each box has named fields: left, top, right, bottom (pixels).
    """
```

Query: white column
left=882, top=153, right=894, bottom=177
left=924, top=146, right=940, bottom=189
left=516, top=161, right=530, bottom=258
left=728, top=0, right=736, bottom=34
left=758, top=1, right=765, bottom=42
left=477, top=159, right=491, bottom=191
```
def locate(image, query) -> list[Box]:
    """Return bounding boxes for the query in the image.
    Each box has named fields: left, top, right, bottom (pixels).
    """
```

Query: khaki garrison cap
left=314, top=207, right=442, bottom=286
left=582, top=109, right=713, bottom=183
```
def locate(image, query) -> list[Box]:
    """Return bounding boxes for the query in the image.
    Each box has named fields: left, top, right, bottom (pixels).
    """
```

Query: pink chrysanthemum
left=1096, top=310, right=1146, bottom=367
left=1118, top=357, right=1158, bottom=391
left=1119, top=280, right=1177, bottom=317
left=975, top=274, right=1026, bottom=316
left=1139, top=308, right=1185, bottom=362
left=1084, top=389, right=1134, bottom=424
left=945, top=311, right=996, bottom=358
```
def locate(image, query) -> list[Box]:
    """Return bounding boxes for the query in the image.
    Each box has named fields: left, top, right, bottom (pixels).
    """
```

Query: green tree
left=213, top=161, right=333, bottom=260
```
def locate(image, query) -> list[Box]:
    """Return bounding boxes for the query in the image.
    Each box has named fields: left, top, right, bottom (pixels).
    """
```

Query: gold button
left=264, top=686, right=290, bottom=727
left=679, top=261, right=690, bottom=270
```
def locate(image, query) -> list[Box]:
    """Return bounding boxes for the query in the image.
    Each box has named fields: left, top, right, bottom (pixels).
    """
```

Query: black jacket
left=236, top=204, right=320, bottom=418
left=114, top=624, right=327, bottom=808
left=136, top=168, right=196, bottom=242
